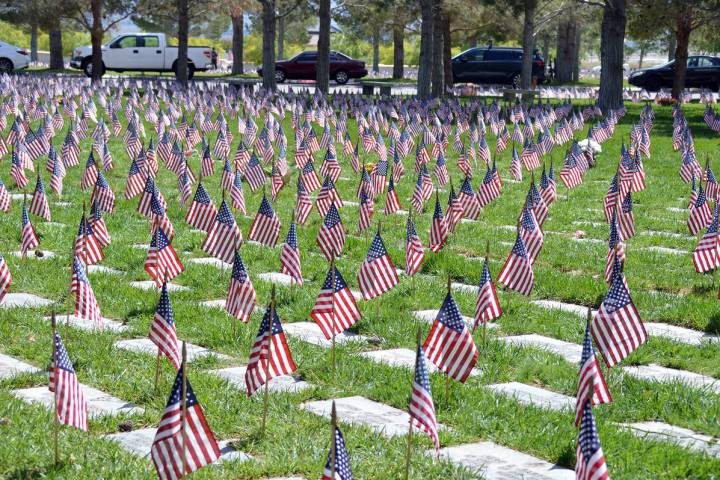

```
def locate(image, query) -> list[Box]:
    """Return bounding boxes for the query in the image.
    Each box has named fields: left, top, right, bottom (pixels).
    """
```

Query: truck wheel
left=511, top=73, right=521, bottom=89
left=275, top=69, right=286, bottom=83
left=334, top=70, right=349, bottom=84
left=0, top=58, right=13, bottom=73
left=82, top=59, right=104, bottom=78
left=174, top=63, right=195, bottom=80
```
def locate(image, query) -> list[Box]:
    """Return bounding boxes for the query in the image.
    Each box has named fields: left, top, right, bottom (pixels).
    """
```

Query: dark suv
left=451, top=47, right=545, bottom=87
left=257, top=50, right=368, bottom=85
left=628, top=56, right=720, bottom=91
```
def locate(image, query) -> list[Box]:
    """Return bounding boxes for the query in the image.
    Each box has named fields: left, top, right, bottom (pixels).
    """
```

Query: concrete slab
left=87, top=265, right=123, bottom=275
left=645, top=323, right=720, bottom=346
left=201, top=299, right=226, bottom=309
left=283, top=322, right=367, bottom=348
left=212, top=366, right=312, bottom=393
left=187, top=257, right=229, bottom=269
left=246, top=240, right=280, bottom=249
left=571, top=237, right=604, bottom=245
left=451, top=282, right=478, bottom=294
left=11, top=250, right=56, bottom=259
left=666, top=207, right=685, bottom=213
left=44, top=314, right=129, bottom=333
left=496, top=334, right=583, bottom=363
left=0, top=353, right=40, bottom=379
left=343, top=201, right=359, bottom=207
left=129, top=281, right=189, bottom=292
left=302, top=396, right=441, bottom=437
left=351, top=290, right=363, bottom=301
left=114, top=338, right=230, bottom=362
left=640, top=230, right=693, bottom=240
left=105, top=427, right=253, bottom=462
left=257, top=272, right=304, bottom=286
left=487, top=382, right=574, bottom=411
left=531, top=300, right=595, bottom=318
left=0, top=292, right=54, bottom=308
left=437, top=441, right=575, bottom=480
left=572, top=221, right=604, bottom=227
left=358, top=348, right=480, bottom=377
left=131, top=244, right=151, bottom=250
left=45, top=222, right=66, bottom=228
left=54, top=201, right=72, bottom=207
left=619, top=422, right=720, bottom=458
left=622, top=364, right=720, bottom=393
left=641, top=246, right=688, bottom=256
left=13, top=385, right=143, bottom=416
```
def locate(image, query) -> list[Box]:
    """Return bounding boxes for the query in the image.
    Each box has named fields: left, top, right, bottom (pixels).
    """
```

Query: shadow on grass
left=8, top=460, right=71, bottom=479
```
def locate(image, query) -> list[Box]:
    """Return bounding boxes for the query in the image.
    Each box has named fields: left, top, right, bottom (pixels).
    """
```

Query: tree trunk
left=392, top=23, right=404, bottom=79
left=667, top=31, right=676, bottom=61
left=176, top=0, right=189, bottom=86
left=638, top=44, right=645, bottom=69
left=277, top=15, right=285, bottom=60
left=90, top=0, right=104, bottom=83
left=372, top=26, right=380, bottom=74
left=231, top=13, right=244, bottom=74
left=442, top=13, right=452, bottom=91
left=598, top=0, right=626, bottom=112
left=261, top=0, right=276, bottom=90
left=49, top=28, right=64, bottom=70
left=541, top=33, right=550, bottom=72
left=430, top=0, right=444, bottom=98
left=672, top=20, right=691, bottom=100
left=30, top=22, right=38, bottom=62
left=520, top=0, right=536, bottom=89
left=572, top=28, right=581, bottom=82
left=556, top=16, right=578, bottom=83
left=417, top=0, right=433, bottom=99
left=316, top=0, right=331, bottom=93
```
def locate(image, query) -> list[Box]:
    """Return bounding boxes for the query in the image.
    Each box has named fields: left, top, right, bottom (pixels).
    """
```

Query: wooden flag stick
left=330, top=254, right=337, bottom=371
left=51, top=312, right=59, bottom=466
left=180, top=341, right=188, bottom=478
left=261, top=284, right=276, bottom=437
left=330, top=401, right=337, bottom=479
left=404, top=327, right=422, bottom=480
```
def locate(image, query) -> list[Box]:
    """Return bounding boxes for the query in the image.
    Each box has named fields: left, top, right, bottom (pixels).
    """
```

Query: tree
left=0, top=1, right=42, bottom=61
left=417, top=0, right=433, bottom=98
left=596, top=0, right=626, bottom=111
left=260, top=0, right=276, bottom=89
left=430, top=0, right=444, bottom=97
left=555, top=14, right=579, bottom=82
left=315, top=0, right=330, bottom=93
left=176, top=0, right=190, bottom=85
left=520, top=0, right=537, bottom=89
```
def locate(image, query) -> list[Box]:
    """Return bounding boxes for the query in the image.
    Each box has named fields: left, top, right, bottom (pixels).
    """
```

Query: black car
left=451, top=47, right=546, bottom=87
left=628, top=56, right=720, bottom=91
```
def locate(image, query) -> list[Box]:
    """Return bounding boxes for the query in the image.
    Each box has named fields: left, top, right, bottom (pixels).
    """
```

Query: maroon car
left=257, top=50, right=368, bottom=85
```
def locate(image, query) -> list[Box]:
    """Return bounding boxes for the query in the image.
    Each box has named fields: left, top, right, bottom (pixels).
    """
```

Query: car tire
left=646, top=76, right=661, bottom=92
left=275, top=69, right=286, bottom=83
left=173, top=62, right=195, bottom=80
left=511, top=73, right=521, bottom=89
left=82, top=58, right=105, bottom=78
left=0, top=58, right=13, bottom=74
left=334, top=69, right=349, bottom=85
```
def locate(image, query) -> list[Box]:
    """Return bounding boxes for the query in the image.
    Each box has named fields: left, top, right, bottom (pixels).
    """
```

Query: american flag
left=310, top=265, right=361, bottom=339
left=244, top=304, right=297, bottom=396
left=429, top=194, right=449, bottom=253
left=446, top=185, right=464, bottom=233
left=458, top=176, right=480, bottom=220
left=357, top=232, right=399, bottom=300
left=409, top=344, right=439, bottom=451
left=688, top=175, right=698, bottom=209
left=213, top=129, right=230, bottom=160
left=679, top=147, right=702, bottom=183
left=10, top=150, right=29, bottom=189
left=510, top=146, right=522, bottom=181
left=520, top=138, right=540, bottom=171
left=185, top=183, right=217, bottom=232
left=434, top=153, right=450, bottom=186
left=280, top=221, right=302, bottom=285
left=617, top=192, right=635, bottom=241
left=478, top=162, right=501, bottom=208
left=271, top=161, right=284, bottom=200
left=424, top=292, right=478, bottom=382
left=688, top=185, right=712, bottom=236
left=75, top=215, right=104, bottom=265
left=411, top=165, right=433, bottom=212
left=81, top=152, right=99, bottom=191
left=151, top=367, right=221, bottom=480
left=497, top=231, right=534, bottom=296
left=0, top=254, right=11, bottom=303
left=226, top=250, right=257, bottom=324
left=124, top=159, right=145, bottom=199
left=317, top=177, right=344, bottom=218
left=322, top=424, right=353, bottom=480
left=88, top=201, right=110, bottom=247
left=29, top=174, right=51, bottom=221
left=560, top=151, right=583, bottom=189
left=475, top=257, right=502, bottom=327
left=202, top=199, right=243, bottom=264
left=92, top=171, right=115, bottom=213
left=519, top=205, right=544, bottom=264
left=248, top=194, right=282, bottom=247
left=295, top=177, right=313, bottom=225
left=372, top=158, right=389, bottom=194
left=605, top=215, right=626, bottom=284
left=20, top=203, right=40, bottom=256
left=576, top=323, right=612, bottom=427
left=591, top=258, right=647, bottom=367
left=221, top=158, right=234, bottom=191
left=70, top=257, right=103, bottom=327
left=384, top=173, right=402, bottom=215
left=692, top=204, right=719, bottom=273
left=358, top=187, right=373, bottom=232
left=145, top=228, right=184, bottom=286
left=201, top=144, right=215, bottom=178
left=231, top=170, right=246, bottom=214
left=245, top=153, right=266, bottom=192
left=603, top=175, right=619, bottom=223
left=405, top=216, right=425, bottom=276
left=575, top=402, right=610, bottom=480
left=234, top=140, right=251, bottom=172
left=0, top=177, right=11, bottom=212
left=300, top=160, right=322, bottom=192
left=527, top=180, right=548, bottom=226
left=149, top=282, right=181, bottom=370
left=50, top=331, right=88, bottom=431
left=358, top=168, right=375, bottom=201
left=317, top=203, right=345, bottom=260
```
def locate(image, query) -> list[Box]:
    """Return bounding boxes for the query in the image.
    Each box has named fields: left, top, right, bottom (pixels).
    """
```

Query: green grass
left=0, top=91, right=719, bottom=479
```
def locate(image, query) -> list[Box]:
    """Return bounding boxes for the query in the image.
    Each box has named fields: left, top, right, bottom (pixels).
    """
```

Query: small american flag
left=0, top=254, right=11, bottom=303
left=429, top=194, right=449, bottom=253
left=145, top=228, right=185, bottom=286
left=124, top=159, right=145, bottom=199
left=310, top=265, right=361, bottom=339
left=358, top=187, right=373, bottom=232
left=92, top=171, right=115, bottom=213
left=478, top=162, right=501, bottom=208
left=475, top=257, right=502, bottom=327
left=271, top=161, right=284, bottom=200
left=527, top=180, right=548, bottom=226
left=10, top=150, right=29, bottom=189
left=446, top=186, right=464, bottom=233
left=357, top=232, right=399, bottom=300
left=424, top=292, right=478, bottom=382
left=603, top=175, right=619, bottom=223
left=411, top=166, right=433, bottom=212
left=409, top=343, right=439, bottom=451
left=317, top=203, right=345, bottom=261
left=605, top=215, right=626, bottom=283
left=185, top=183, right=217, bottom=232
left=300, top=160, right=322, bottom=192
left=248, top=194, right=282, bottom=247
left=372, top=158, right=389, bottom=194
left=295, top=177, right=313, bottom=225
left=434, top=153, right=449, bottom=186
left=688, top=175, right=698, bottom=209
left=29, top=174, right=51, bottom=221
left=149, top=282, right=181, bottom=370
left=322, top=425, right=353, bottom=480
left=70, top=257, right=103, bottom=327
left=280, top=221, right=302, bottom=285
left=692, top=203, right=719, bottom=273
left=81, top=152, right=99, bottom=191
left=202, top=199, right=243, bottom=264
left=50, top=331, right=88, bottom=431
left=458, top=176, right=480, bottom=220
left=576, top=323, right=612, bottom=427
left=688, top=185, right=712, bottom=236
left=575, top=402, right=610, bottom=480
left=317, top=177, right=344, bottom=218
left=231, top=170, right=246, bottom=214
left=20, top=203, right=40, bottom=256
left=510, top=147, right=522, bottom=181
left=245, top=153, right=266, bottom=192
left=75, top=215, right=104, bottom=265
left=405, top=216, right=425, bottom=276
left=201, top=144, right=215, bottom=178
left=497, top=231, right=534, bottom=296
left=88, top=201, right=110, bottom=247
left=0, top=177, right=11, bottom=212
left=591, top=258, right=647, bottom=367
left=225, top=250, right=257, bottom=324
left=151, top=367, right=221, bottom=480
left=244, top=304, right=297, bottom=396
left=617, top=192, right=635, bottom=241
left=519, top=206, right=543, bottom=264
left=221, top=158, right=234, bottom=191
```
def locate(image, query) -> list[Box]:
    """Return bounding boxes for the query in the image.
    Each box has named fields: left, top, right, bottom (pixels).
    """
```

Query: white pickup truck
left=70, top=33, right=214, bottom=79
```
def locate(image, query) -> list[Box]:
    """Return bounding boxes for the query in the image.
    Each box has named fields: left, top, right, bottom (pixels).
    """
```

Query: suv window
left=298, top=53, right=317, bottom=61
left=485, top=50, right=521, bottom=61
left=114, top=36, right=137, bottom=49
left=141, top=36, right=160, bottom=48
left=698, top=57, right=716, bottom=67
left=463, top=49, right=485, bottom=61
left=688, top=57, right=699, bottom=68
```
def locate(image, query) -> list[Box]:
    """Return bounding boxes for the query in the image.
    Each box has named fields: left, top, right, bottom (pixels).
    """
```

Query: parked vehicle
left=257, top=50, right=368, bottom=85
left=451, top=46, right=546, bottom=87
left=70, top=33, right=214, bottom=79
left=0, top=41, right=30, bottom=73
left=628, top=56, right=720, bottom=91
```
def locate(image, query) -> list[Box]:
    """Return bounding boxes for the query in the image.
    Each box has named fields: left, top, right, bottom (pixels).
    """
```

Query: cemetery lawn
left=0, top=97, right=719, bottom=479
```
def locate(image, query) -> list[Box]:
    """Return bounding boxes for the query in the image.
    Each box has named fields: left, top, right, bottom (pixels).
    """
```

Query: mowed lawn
left=0, top=86, right=719, bottom=480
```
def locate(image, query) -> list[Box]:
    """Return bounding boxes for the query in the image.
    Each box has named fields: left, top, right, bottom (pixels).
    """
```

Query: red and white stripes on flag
left=357, top=232, right=399, bottom=300
left=310, top=265, right=361, bottom=339
left=248, top=194, right=282, bottom=247
left=202, top=200, right=243, bottom=264
left=145, top=228, right=185, bottom=287
left=405, top=216, right=425, bottom=276
left=475, top=258, right=502, bottom=327
left=575, top=325, right=612, bottom=427
left=185, top=183, right=217, bottom=232
left=316, top=203, right=345, bottom=261
left=149, top=282, right=181, bottom=370
left=280, top=221, right=303, bottom=285
left=0, top=254, right=11, bottom=303
left=226, top=251, right=257, bottom=324
left=70, top=257, right=103, bottom=328
left=409, top=344, right=440, bottom=451
left=50, top=332, right=88, bottom=431
left=497, top=232, right=535, bottom=296
left=20, top=203, right=40, bottom=255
